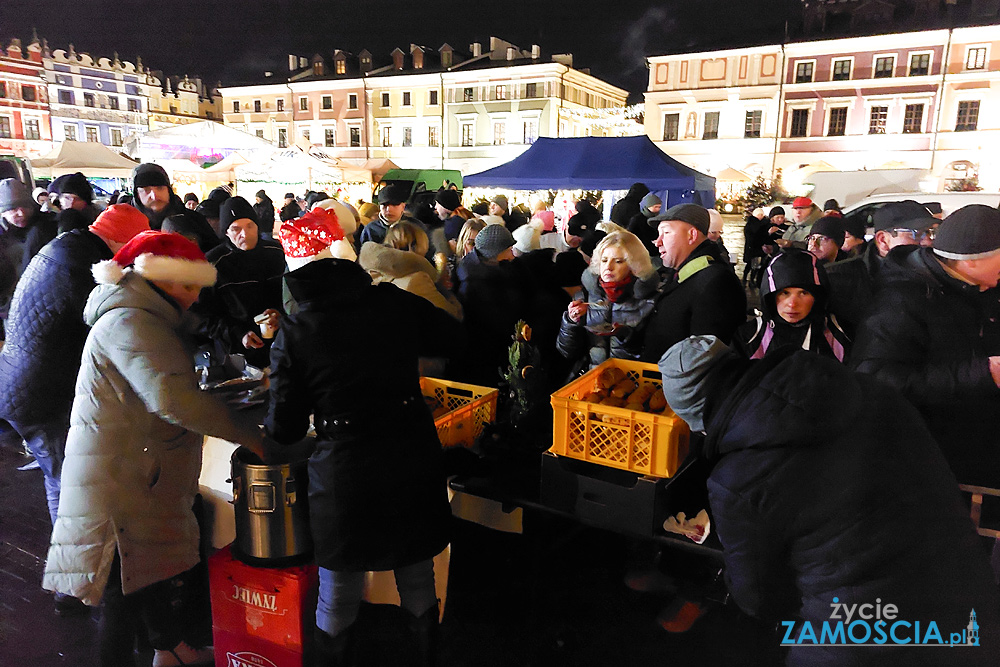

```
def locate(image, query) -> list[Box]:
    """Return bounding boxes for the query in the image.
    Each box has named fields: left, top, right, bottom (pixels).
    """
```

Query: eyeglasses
left=890, top=228, right=934, bottom=241
left=806, top=234, right=836, bottom=245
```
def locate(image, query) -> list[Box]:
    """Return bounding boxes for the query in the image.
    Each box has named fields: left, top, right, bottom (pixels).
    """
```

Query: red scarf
left=600, top=275, right=634, bottom=303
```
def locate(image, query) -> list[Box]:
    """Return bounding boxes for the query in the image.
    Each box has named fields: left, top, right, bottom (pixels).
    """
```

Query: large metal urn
left=230, top=439, right=314, bottom=567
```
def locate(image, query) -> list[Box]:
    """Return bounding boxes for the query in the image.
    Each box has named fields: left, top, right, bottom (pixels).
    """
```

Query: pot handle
left=230, top=476, right=240, bottom=503
left=285, top=476, right=297, bottom=506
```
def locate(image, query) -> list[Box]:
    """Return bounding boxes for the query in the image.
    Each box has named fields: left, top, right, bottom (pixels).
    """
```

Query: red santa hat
left=92, top=230, right=217, bottom=286
left=278, top=206, right=356, bottom=270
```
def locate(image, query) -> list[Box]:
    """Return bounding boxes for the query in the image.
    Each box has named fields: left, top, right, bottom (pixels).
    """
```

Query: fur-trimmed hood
left=359, top=241, right=438, bottom=282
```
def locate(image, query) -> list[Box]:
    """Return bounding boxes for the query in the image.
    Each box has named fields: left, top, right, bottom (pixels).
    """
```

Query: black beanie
left=769, top=206, right=785, bottom=218
left=183, top=192, right=199, bottom=204
left=435, top=189, right=460, bottom=212
left=809, top=216, right=845, bottom=248
left=208, top=187, right=230, bottom=205
left=132, top=163, right=170, bottom=189
left=60, top=172, right=94, bottom=203
left=197, top=198, right=220, bottom=220
left=933, top=205, right=1000, bottom=260
left=219, top=196, right=257, bottom=230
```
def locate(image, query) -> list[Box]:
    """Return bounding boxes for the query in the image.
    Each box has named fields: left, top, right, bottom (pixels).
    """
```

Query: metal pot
left=230, top=439, right=314, bottom=567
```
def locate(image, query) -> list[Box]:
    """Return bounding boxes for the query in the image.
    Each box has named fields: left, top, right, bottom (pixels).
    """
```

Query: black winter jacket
left=704, top=350, right=1000, bottom=666
left=824, top=241, right=881, bottom=340
left=851, top=245, right=1000, bottom=486
left=196, top=239, right=287, bottom=368
left=265, top=259, right=465, bottom=571
left=253, top=195, right=275, bottom=237
left=610, top=183, right=649, bottom=226
left=0, top=229, right=113, bottom=430
left=639, top=241, right=746, bottom=363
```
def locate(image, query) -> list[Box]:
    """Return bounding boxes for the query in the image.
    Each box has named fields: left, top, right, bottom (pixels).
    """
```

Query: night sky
left=4, top=1, right=790, bottom=100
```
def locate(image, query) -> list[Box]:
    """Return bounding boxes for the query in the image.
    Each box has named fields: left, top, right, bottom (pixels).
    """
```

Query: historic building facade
left=220, top=37, right=628, bottom=173
left=645, top=24, right=1000, bottom=191
left=0, top=37, right=52, bottom=158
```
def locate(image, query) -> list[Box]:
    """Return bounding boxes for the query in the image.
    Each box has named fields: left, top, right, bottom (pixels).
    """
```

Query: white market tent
left=32, top=141, right=139, bottom=179
left=234, top=147, right=373, bottom=203
left=127, top=120, right=275, bottom=162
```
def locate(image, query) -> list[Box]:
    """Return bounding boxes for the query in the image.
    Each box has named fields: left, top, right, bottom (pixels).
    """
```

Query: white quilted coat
left=43, top=271, right=259, bottom=605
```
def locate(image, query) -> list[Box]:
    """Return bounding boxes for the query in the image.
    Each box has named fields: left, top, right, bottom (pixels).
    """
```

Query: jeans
left=316, top=560, right=436, bottom=638
left=8, top=418, right=67, bottom=525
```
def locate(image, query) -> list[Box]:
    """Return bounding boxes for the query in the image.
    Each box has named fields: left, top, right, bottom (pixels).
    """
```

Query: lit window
left=463, top=87, right=474, bottom=102
left=832, top=59, right=851, bottom=81
left=277, top=99, right=284, bottom=112
left=461, top=123, right=473, bottom=146
left=869, top=106, right=888, bottom=134
left=874, top=57, right=894, bottom=78
left=493, top=121, right=505, bottom=145
left=381, top=126, right=391, bottom=147
left=966, top=47, right=987, bottom=70
left=909, top=54, right=930, bottom=76
left=523, top=119, right=538, bottom=144
left=795, top=62, right=813, bottom=83
left=744, top=110, right=762, bottom=138
left=495, top=85, right=507, bottom=100
left=428, top=126, right=439, bottom=147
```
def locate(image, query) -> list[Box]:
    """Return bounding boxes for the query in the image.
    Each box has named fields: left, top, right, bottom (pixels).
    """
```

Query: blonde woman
left=359, top=221, right=462, bottom=320
left=556, top=230, right=660, bottom=372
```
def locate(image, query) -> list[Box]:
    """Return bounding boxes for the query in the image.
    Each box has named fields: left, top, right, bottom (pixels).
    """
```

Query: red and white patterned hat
left=92, top=230, right=217, bottom=286
left=278, top=207, right=356, bottom=270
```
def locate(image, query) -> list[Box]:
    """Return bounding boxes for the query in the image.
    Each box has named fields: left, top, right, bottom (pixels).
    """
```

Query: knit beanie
left=640, top=192, right=662, bottom=217
left=279, top=206, right=354, bottom=270
left=933, top=205, right=1000, bottom=261
left=842, top=215, right=866, bottom=240
left=132, top=163, right=171, bottom=189
left=196, top=198, right=221, bottom=221
left=579, top=230, right=607, bottom=258
left=809, top=216, right=845, bottom=248
left=311, top=198, right=358, bottom=235
left=89, top=204, right=151, bottom=244
left=475, top=224, right=515, bottom=259
left=769, top=206, right=785, bottom=218
left=219, top=196, right=257, bottom=231
left=823, top=198, right=841, bottom=213
left=183, top=192, right=199, bottom=204
left=658, top=335, right=738, bottom=432
left=512, top=221, right=543, bottom=254
left=435, top=189, right=460, bottom=212
left=0, top=178, right=35, bottom=212
left=32, top=186, right=48, bottom=203
left=649, top=203, right=710, bottom=235
left=491, top=194, right=508, bottom=211
left=59, top=172, right=94, bottom=203
left=92, top=230, right=216, bottom=287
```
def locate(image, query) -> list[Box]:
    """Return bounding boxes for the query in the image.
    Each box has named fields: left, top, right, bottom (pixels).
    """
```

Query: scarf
left=600, top=275, right=634, bottom=303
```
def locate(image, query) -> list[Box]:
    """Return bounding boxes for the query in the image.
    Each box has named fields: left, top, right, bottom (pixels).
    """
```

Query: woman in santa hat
left=42, top=231, right=263, bottom=667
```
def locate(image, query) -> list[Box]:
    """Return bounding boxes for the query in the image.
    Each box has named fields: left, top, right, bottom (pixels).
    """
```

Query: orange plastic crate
left=420, top=377, right=498, bottom=448
left=550, top=359, right=690, bottom=478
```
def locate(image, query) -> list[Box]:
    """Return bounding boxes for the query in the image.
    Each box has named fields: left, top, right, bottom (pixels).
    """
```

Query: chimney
left=470, top=42, right=482, bottom=57
left=552, top=53, right=573, bottom=68
left=7, top=38, right=23, bottom=59
left=289, top=54, right=298, bottom=71
left=531, top=44, right=540, bottom=60
left=506, top=47, right=515, bottom=61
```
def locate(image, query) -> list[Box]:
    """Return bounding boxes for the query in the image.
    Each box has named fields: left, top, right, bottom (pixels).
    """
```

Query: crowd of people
left=1, top=166, right=998, bottom=665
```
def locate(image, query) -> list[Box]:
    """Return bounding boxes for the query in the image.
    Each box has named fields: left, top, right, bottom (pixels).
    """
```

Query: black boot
left=313, top=624, right=355, bottom=667
left=408, top=604, right=440, bottom=667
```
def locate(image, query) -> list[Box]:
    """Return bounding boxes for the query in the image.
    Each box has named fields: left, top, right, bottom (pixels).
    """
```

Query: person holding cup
left=193, top=196, right=286, bottom=369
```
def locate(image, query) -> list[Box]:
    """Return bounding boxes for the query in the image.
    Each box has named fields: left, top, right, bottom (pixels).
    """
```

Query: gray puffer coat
left=43, top=272, right=260, bottom=605
left=556, top=268, right=659, bottom=371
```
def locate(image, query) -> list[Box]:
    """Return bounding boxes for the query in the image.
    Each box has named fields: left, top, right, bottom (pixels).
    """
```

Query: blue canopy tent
left=463, top=136, right=716, bottom=208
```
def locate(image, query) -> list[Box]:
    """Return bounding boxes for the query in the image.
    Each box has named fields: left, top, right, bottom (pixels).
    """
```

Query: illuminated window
left=493, top=121, right=505, bottom=145
left=461, top=123, right=473, bottom=146
left=336, top=59, right=346, bottom=75
left=789, top=109, right=809, bottom=137
left=832, top=59, right=851, bottom=81
left=702, top=111, right=720, bottom=140
left=874, top=57, right=894, bottom=78
left=795, top=61, right=813, bottom=83
left=428, top=126, right=439, bottom=147
left=381, top=126, right=391, bottom=146
left=744, top=110, right=762, bottom=138
left=909, top=53, right=930, bottom=76
left=956, top=100, right=979, bottom=131
left=277, top=99, right=284, bottom=112
left=662, top=113, right=679, bottom=141
left=966, top=47, right=987, bottom=70
left=463, top=87, right=474, bottom=102
left=523, top=119, right=537, bottom=144
left=828, top=107, right=847, bottom=136
left=903, top=104, right=924, bottom=133
left=869, top=106, right=888, bottom=134
left=495, top=85, right=507, bottom=100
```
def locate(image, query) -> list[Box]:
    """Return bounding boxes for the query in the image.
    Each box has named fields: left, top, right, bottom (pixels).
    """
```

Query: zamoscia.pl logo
left=780, top=598, right=980, bottom=647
